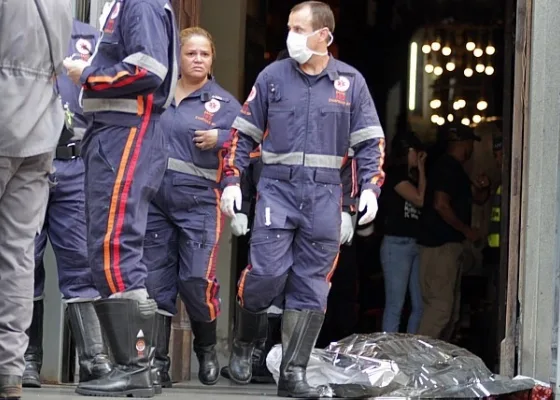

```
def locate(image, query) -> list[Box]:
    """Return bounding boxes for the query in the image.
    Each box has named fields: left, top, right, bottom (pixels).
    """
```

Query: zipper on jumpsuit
left=300, top=84, right=311, bottom=211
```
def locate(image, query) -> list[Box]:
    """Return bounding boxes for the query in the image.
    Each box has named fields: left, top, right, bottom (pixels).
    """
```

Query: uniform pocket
left=311, top=184, right=342, bottom=245
left=317, top=106, right=351, bottom=152
left=267, top=106, right=295, bottom=154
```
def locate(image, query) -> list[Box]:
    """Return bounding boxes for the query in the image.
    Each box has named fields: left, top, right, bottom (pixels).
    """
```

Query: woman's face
left=407, top=148, right=419, bottom=167
left=180, top=35, right=213, bottom=81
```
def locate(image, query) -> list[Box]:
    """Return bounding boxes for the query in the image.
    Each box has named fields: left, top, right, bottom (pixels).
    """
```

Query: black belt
left=55, top=142, right=82, bottom=160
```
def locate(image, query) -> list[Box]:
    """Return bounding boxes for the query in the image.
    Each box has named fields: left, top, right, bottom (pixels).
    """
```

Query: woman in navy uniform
left=142, top=27, right=242, bottom=387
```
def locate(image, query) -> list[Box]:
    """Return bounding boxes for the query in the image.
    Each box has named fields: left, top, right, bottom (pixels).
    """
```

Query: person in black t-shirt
left=378, top=133, right=427, bottom=333
left=417, top=123, right=491, bottom=341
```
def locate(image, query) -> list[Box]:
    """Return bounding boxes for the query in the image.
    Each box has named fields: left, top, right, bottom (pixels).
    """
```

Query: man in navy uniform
left=64, top=0, right=179, bottom=397
left=220, top=1, right=385, bottom=397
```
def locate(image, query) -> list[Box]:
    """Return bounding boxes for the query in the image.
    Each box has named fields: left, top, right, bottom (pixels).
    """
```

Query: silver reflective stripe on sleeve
left=261, top=151, right=343, bottom=169
left=167, top=158, right=219, bottom=182
left=123, top=52, right=168, bottom=81
left=163, top=2, right=178, bottom=109
left=82, top=98, right=139, bottom=114
left=231, top=117, right=263, bottom=143
left=349, top=126, right=384, bottom=148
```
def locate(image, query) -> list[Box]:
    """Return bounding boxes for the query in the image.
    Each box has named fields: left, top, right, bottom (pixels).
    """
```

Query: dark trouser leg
left=173, top=186, right=225, bottom=385
left=144, top=201, right=179, bottom=394
left=278, top=183, right=339, bottom=397
left=80, top=120, right=166, bottom=397
left=191, top=320, right=219, bottom=385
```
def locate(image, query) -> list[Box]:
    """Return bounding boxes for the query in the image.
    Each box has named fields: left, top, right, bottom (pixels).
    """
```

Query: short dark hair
left=291, top=1, right=335, bottom=33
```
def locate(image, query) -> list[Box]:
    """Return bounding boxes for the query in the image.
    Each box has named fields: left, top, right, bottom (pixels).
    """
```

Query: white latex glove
left=63, top=58, right=89, bottom=85
left=220, top=185, right=242, bottom=218
left=63, top=57, right=88, bottom=69
left=230, top=213, right=249, bottom=236
left=358, top=189, right=378, bottom=226
left=340, top=212, right=354, bottom=244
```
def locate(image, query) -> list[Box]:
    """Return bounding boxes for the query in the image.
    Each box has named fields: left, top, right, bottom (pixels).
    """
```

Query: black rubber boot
left=221, top=314, right=281, bottom=384
left=227, top=302, right=267, bottom=385
left=251, top=314, right=281, bottom=383
left=153, top=314, right=172, bottom=389
left=22, top=300, right=43, bottom=388
left=191, top=320, right=219, bottom=385
left=277, top=310, right=325, bottom=398
left=67, top=302, right=113, bottom=382
left=75, top=298, right=158, bottom=398
left=146, top=319, right=162, bottom=395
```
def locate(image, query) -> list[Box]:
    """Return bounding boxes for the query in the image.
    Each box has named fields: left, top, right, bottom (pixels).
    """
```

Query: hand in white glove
left=358, top=189, right=378, bottom=226
left=220, top=185, right=242, bottom=218
left=63, top=57, right=88, bottom=85
left=230, top=213, right=249, bottom=237
left=340, top=212, right=354, bottom=244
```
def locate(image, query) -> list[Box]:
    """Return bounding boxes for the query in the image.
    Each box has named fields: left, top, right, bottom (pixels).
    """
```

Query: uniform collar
left=195, top=76, right=216, bottom=102
left=290, top=55, right=340, bottom=81
left=172, top=76, right=216, bottom=107
left=325, top=56, right=340, bottom=81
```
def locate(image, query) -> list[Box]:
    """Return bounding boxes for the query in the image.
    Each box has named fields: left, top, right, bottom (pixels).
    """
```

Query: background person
left=417, top=122, right=490, bottom=341
left=378, top=133, right=426, bottom=334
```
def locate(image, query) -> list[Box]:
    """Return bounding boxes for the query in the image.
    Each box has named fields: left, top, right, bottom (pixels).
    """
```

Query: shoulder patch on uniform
left=205, top=98, right=221, bottom=113
left=246, top=86, right=257, bottom=102
left=75, top=38, right=92, bottom=55
left=334, top=76, right=350, bottom=92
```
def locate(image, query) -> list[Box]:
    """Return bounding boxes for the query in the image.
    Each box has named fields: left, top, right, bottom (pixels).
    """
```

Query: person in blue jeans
left=379, top=133, right=427, bottom=333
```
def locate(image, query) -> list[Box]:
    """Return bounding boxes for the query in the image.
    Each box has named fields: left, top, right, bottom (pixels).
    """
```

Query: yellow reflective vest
left=488, top=185, right=501, bottom=248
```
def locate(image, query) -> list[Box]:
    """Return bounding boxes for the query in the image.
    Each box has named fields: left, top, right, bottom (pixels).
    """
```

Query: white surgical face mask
left=286, top=29, right=333, bottom=64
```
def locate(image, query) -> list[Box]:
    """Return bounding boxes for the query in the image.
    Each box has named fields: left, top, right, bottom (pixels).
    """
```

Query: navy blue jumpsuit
left=143, top=79, right=241, bottom=322
left=78, top=0, right=179, bottom=297
left=222, top=57, right=385, bottom=312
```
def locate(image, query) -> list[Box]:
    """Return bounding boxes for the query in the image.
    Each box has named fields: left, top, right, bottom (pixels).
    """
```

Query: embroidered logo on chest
left=329, top=76, right=351, bottom=106
left=195, top=99, right=220, bottom=126
left=204, top=99, right=221, bottom=113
